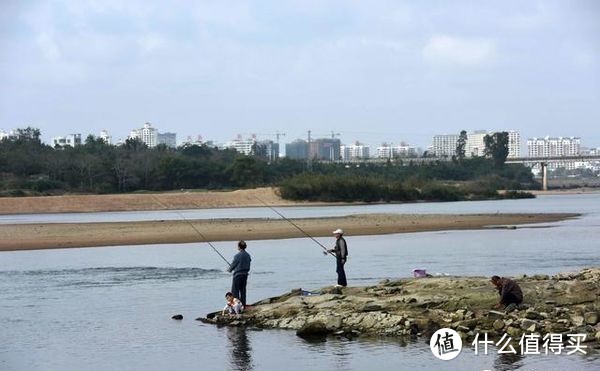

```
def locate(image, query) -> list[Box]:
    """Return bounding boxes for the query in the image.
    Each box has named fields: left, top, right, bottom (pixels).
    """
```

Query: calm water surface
left=1, top=194, right=599, bottom=370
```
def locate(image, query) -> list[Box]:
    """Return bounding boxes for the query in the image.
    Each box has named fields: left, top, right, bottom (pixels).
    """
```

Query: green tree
left=455, top=130, right=467, bottom=161
left=484, top=132, right=509, bottom=168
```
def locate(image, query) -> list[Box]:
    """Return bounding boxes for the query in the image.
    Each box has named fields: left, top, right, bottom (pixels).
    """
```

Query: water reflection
left=226, top=327, right=253, bottom=371
left=493, top=352, right=524, bottom=371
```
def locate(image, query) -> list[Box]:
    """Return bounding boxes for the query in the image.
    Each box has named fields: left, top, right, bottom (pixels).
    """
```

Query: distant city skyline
left=1, top=1, right=599, bottom=149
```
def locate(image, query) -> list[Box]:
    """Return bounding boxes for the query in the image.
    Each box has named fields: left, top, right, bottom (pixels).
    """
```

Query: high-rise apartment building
left=99, top=130, right=112, bottom=145
left=376, top=143, right=418, bottom=159
left=309, top=138, right=341, bottom=161
left=433, top=130, right=520, bottom=158
left=254, top=140, right=279, bottom=162
left=527, top=136, right=581, bottom=170
left=223, top=136, right=255, bottom=155
left=0, top=129, right=11, bottom=141
left=129, top=122, right=158, bottom=148
left=432, top=134, right=460, bottom=157
left=527, top=137, right=581, bottom=158
left=466, top=130, right=487, bottom=157
left=341, top=142, right=370, bottom=161
left=52, top=134, right=82, bottom=148
left=507, top=131, right=520, bottom=158
left=285, top=139, right=309, bottom=160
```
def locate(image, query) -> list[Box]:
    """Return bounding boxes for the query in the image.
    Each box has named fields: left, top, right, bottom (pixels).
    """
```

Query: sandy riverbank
left=1, top=187, right=598, bottom=216
left=0, top=213, right=577, bottom=251
left=0, top=188, right=309, bottom=215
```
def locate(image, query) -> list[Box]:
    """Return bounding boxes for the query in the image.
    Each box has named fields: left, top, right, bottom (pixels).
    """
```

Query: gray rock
left=571, top=315, right=585, bottom=326
left=384, top=287, right=402, bottom=294
left=531, top=274, right=550, bottom=280
left=488, top=310, right=506, bottom=319
left=324, top=315, right=343, bottom=330
left=361, top=303, right=383, bottom=312
left=525, top=311, right=544, bottom=320
left=506, top=326, right=521, bottom=337
left=584, top=312, right=599, bottom=325
left=296, top=321, right=330, bottom=339
left=493, top=319, right=505, bottom=331
left=520, top=319, right=538, bottom=331
left=171, top=314, right=183, bottom=320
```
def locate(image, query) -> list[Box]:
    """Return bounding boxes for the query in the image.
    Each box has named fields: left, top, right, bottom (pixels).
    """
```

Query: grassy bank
left=279, top=174, right=535, bottom=202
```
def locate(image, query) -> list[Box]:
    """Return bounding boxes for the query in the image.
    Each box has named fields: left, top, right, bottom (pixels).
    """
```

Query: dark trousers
left=336, top=258, right=347, bottom=287
left=502, top=293, right=522, bottom=306
left=232, top=274, right=248, bottom=306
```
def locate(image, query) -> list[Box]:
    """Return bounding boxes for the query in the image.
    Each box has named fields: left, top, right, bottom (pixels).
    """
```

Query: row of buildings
left=431, top=130, right=521, bottom=158
left=46, top=123, right=176, bottom=149
left=3, top=125, right=598, bottom=172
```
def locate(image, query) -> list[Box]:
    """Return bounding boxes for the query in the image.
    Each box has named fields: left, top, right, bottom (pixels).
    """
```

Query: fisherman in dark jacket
left=328, top=228, right=348, bottom=287
left=491, top=275, right=523, bottom=311
left=228, top=240, right=251, bottom=306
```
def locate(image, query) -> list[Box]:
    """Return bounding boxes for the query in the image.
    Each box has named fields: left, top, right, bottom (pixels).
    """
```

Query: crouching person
left=222, top=292, right=244, bottom=315
left=491, top=275, right=523, bottom=312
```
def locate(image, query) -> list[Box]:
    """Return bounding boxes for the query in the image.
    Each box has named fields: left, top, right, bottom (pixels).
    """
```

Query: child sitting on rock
left=222, top=292, right=244, bottom=315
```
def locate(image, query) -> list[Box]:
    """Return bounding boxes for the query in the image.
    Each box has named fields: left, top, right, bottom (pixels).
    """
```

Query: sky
left=0, top=0, right=599, bottom=149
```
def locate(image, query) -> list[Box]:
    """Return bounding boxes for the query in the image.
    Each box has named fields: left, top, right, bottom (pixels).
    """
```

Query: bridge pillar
left=541, top=162, right=548, bottom=191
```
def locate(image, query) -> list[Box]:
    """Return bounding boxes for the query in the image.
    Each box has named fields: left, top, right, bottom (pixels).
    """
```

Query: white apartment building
left=376, top=143, right=417, bottom=159
left=527, top=137, right=581, bottom=158
left=52, top=134, right=82, bottom=148
left=527, top=136, right=581, bottom=170
left=129, top=122, right=158, bottom=148
left=432, top=134, right=459, bottom=157
left=99, top=130, right=112, bottom=145
left=466, top=130, right=487, bottom=157
left=341, top=142, right=370, bottom=161
left=223, top=137, right=256, bottom=155
left=466, top=130, right=522, bottom=158
left=434, top=130, right=520, bottom=159
left=508, top=131, right=521, bottom=158
left=0, top=129, right=10, bottom=140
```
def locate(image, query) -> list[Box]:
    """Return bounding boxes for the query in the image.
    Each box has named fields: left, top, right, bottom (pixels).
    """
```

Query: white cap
left=333, top=228, right=344, bottom=234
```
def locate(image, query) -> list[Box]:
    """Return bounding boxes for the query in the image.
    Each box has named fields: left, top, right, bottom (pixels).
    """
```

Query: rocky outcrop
left=197, top=268, right=600, bottom=345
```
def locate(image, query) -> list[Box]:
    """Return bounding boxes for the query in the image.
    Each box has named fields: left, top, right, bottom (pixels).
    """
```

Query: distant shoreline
left=528, top=187, right=600, bottom=195
left=0, top=213, right=578, bottom=251
left=0, top=188, right=342, bottom=215
left=0, top=187, right=598, bottom=216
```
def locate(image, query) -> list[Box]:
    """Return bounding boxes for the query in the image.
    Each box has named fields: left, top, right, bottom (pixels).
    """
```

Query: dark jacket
left=228, top=250, right=251, bottom=277
left=334, top=236, right=348, bottom=261
left=498, top=278, right=523, bottom=304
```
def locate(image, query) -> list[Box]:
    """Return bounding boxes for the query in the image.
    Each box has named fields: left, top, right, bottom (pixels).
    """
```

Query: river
left=1, top=194, right=599, bottom=370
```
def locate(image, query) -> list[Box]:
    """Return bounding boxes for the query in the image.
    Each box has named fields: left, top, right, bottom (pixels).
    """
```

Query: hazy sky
left=1, top=0, right=599, bottom=149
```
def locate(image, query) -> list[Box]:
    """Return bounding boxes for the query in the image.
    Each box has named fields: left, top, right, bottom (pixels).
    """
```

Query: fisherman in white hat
left=328, top=228, right=348, bottom=287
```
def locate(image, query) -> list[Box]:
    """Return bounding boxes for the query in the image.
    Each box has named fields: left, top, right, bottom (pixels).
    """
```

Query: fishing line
left=253, top=196, right=335, bottom=258
left=151, top=193, right=231, bottom=267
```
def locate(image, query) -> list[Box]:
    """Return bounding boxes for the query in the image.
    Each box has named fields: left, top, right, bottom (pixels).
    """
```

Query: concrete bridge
left=506, top=155, right=600, bottom=190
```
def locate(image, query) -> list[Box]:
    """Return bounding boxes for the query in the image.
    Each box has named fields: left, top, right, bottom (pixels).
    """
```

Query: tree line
left=0, top=127, right=537, bottom=200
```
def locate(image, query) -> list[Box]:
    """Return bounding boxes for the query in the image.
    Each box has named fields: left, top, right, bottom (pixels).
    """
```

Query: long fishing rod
left=151, top=194, right=231, bottom=267
left=254, top=196, right=335, bottom=258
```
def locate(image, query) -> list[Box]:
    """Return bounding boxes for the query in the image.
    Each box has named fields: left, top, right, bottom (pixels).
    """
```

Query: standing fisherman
left=228, top=240, right=251, bottom=306
left=328, top=229, right=348, bottom=287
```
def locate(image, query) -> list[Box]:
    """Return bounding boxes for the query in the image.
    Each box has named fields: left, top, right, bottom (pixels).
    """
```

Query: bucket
left=412, top=268, right=427, bottom=278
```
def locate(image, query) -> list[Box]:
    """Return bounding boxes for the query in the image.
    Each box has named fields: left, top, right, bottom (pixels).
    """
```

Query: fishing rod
left=151, top=194, right=231, bottom=267
left=254, top=196, right=336, bottom=258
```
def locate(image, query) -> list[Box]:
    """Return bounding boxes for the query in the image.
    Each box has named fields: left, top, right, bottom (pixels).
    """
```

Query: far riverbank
left=0, top=212, right=577, bottom=251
